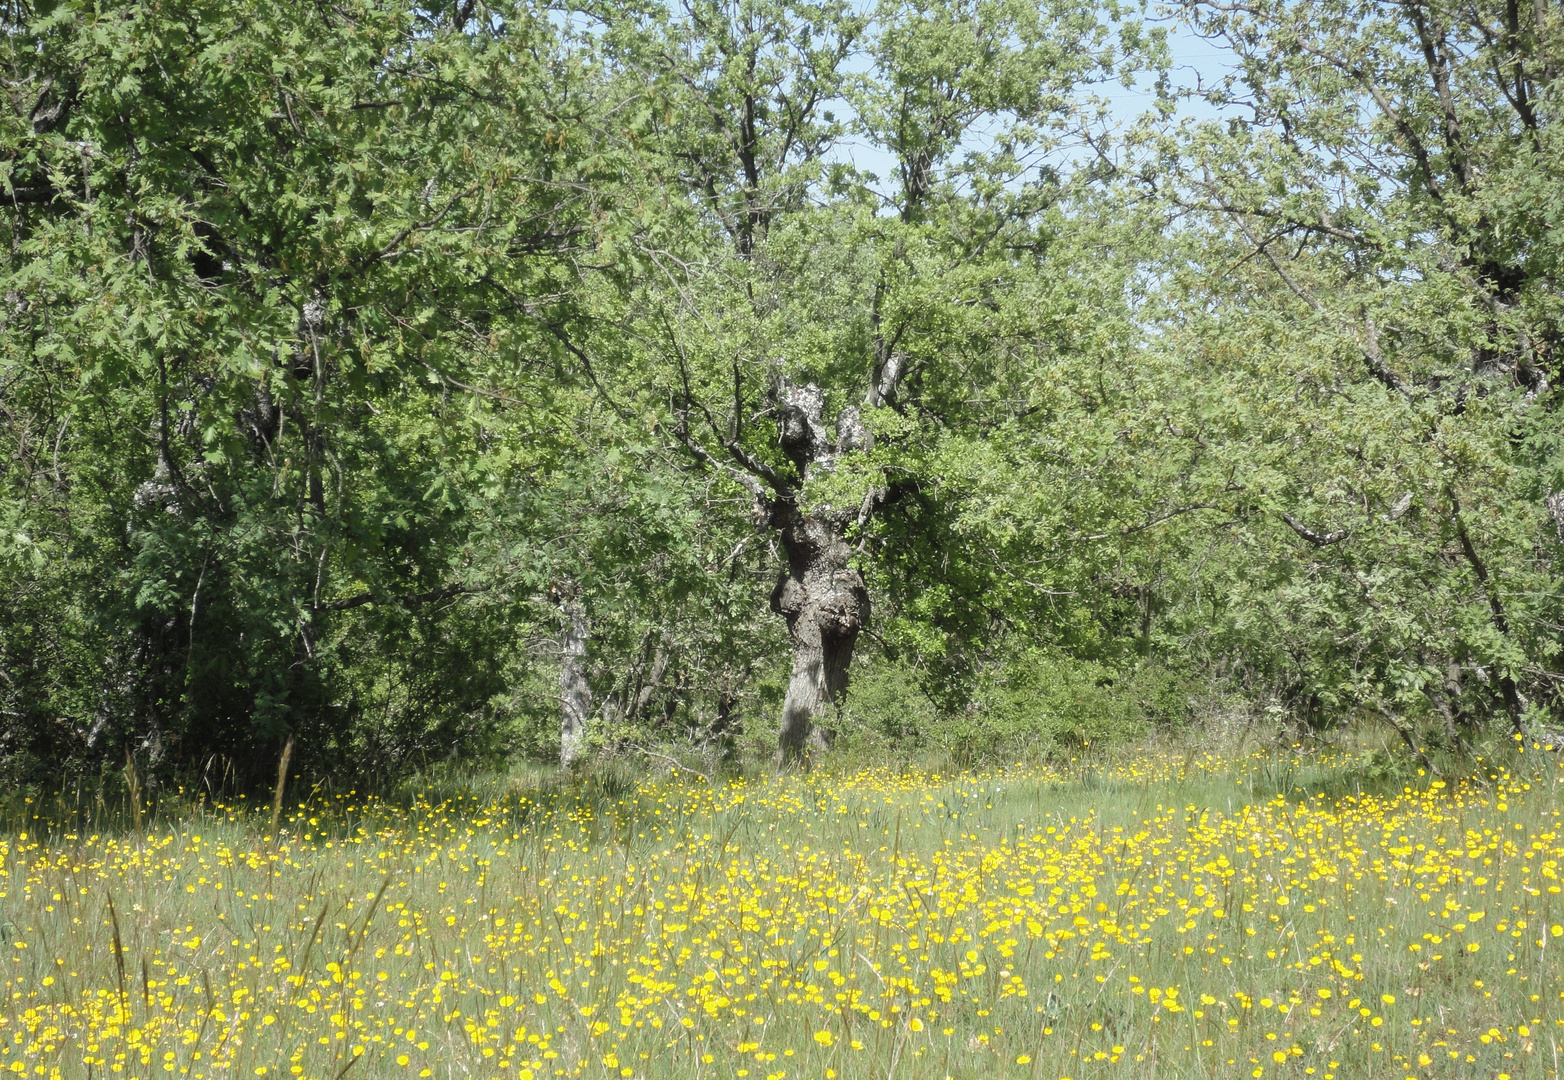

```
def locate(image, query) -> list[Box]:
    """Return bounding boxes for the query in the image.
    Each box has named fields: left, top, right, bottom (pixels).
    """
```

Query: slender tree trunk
left=1452, top=498, right=1527, bottom=736
left=711, top=686, right=742, bottom=762
left=558, top=591, right=591, bottom=768
left=770, top=507, right=868, bottom=767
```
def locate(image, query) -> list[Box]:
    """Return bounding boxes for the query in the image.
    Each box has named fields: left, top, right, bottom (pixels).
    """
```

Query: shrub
left=840, top=648, right=1193, bottom=766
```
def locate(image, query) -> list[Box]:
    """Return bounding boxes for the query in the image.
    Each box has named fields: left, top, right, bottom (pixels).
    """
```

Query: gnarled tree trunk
left=669, top=346, right=904, bottom=769
left=771, top=507, right=868, bottom=765
left=764, top=380, right=872, bottom=767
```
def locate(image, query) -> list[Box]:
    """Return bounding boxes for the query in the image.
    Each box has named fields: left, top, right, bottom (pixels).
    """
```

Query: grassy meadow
left=0, top=740, right=1560, bottom=1080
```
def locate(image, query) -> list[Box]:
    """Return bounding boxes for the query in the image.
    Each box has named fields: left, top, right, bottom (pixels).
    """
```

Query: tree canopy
left=2, top=0, right=1561, bottom=785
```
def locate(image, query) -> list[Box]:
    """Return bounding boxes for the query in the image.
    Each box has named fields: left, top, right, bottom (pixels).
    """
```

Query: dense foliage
left=2, top=0, right=1561, bottom=784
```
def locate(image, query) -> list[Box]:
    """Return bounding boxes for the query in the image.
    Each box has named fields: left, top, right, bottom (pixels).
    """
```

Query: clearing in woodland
left=0, top=742, right=1560, bottom=1080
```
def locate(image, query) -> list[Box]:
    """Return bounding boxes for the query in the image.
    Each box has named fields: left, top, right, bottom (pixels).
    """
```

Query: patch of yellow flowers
left=0, top=746, right=1560, bottom=1079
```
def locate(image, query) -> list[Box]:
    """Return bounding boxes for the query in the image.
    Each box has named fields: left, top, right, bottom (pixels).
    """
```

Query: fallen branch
left=624, top=742, right=711, bottom=782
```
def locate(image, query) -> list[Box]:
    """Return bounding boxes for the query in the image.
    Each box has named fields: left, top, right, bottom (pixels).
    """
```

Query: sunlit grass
left=0, top=740, right=1560, bottom=1079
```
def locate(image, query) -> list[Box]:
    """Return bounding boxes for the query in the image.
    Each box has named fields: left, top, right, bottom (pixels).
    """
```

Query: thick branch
left=671, top=413, right=769, bottom=502
left=1287, top=34, right=1446, bottom=205
left=1233, top=216, right=1412, bottom=398
left=1280, top=511, right=1348, bottom=547
left=1085, top=504, right=1221, bottom=542
left=1451, top=495, right=1527, bottom=734
left=5, top=185, right=61, bottom=206
left=669, top=337, right=789, bottom=496
left=313, top=583, right=488, bottom=613
left=1452, top=508, right=1508, bottom=636
left=1405, top=1, right=1474, bottom=195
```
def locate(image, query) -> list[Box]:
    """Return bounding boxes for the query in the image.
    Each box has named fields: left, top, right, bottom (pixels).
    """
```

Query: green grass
left=0, top=733, right=1559, bottom=1080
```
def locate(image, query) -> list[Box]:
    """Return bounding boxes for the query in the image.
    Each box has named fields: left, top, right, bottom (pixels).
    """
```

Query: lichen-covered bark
left=671, top=351, right=904, bottom=768
left=558, top=596, right=591, bottom=768
left=763, top=379, right=873, bottom=767
left=771, top=505, right=868, bottom=765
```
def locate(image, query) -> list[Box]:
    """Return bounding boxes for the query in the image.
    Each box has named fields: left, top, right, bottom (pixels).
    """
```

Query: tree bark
left=670, top=351, right=902, bottom=768
left=770, top=506, right=868, bottom=766
left=764, top=380, right=871, bottom=767
left=1451, top=498, right=1527, bottom=736
left=557, top=589, right=591, bottom=768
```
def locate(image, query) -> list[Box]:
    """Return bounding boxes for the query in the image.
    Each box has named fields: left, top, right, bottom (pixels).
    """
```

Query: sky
left=821, top=8, right=1244, bottom=197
